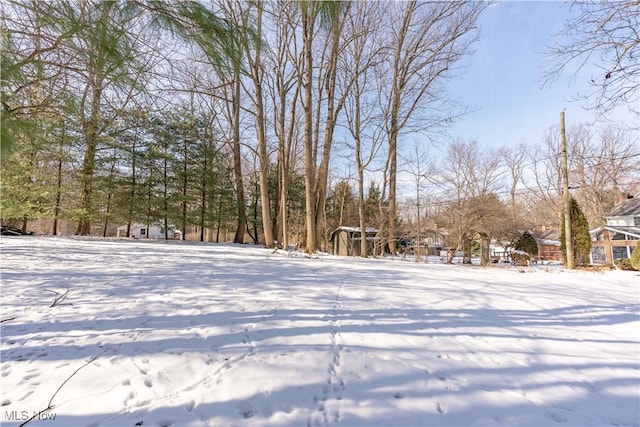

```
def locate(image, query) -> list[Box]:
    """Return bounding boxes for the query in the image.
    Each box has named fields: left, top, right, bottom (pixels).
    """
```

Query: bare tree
left=568, top=122, right=640, bottom=225
left=502, top=142, right=528, bottom=232
left=382, top=0, right=486, bottom=255
left=528, top=125, right=564, bottom=228
left=342, top=1, right=386, bottom=258
left=433, top=139, right=506, bottom=265
left=543, top=1, right=640, bottom=118
left=262, top=1, right=302, bottom=250
left=235, top=0, right=274, bottom=247
left=529, top=122, right=640, bottom=228
left=297, top=1, right=351, bottom=253
left=402, top=141, right=436, bottom=262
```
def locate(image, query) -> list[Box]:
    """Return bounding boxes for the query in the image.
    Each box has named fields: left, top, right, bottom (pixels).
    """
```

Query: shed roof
left=329, top=226, right=379, bottom=242
left=333, top=226, right=379, bottom=233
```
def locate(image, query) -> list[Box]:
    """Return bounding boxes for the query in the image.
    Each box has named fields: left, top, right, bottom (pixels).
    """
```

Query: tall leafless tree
left=342, top=1, right=386, bottom=258
left=382, top=0, right=486, bottom=254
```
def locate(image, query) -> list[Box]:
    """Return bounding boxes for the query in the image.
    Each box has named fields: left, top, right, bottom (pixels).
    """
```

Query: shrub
left=614, top=258, right=635, bottom=271
left=511, top=250, right=531, bottom=266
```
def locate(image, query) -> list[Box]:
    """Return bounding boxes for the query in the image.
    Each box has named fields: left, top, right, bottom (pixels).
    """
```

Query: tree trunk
left=53, top=134, right=64, bottom=236
left=250, top=3, right=274, bottom=248
left=302, top=5, right=317, bottom=253
left=76, top=80, right=103, bottom=235
left=232, top=75, right=246, bottom=243
left=314, top=13, right=343, bottom=252
left=480, top=234, right=490, bottom=266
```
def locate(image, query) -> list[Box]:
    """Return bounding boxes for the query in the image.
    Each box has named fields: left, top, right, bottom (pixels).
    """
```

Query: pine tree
left=560, top=197, right=592, bottom=266
left=515, top=231, right=538, bottom=256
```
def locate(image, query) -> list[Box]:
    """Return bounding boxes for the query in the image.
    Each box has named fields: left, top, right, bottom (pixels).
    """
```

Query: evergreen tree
left=515, top=231, right=538, bottom=256
left=560, top=197, right=592, bottom=266
left=365, top=182, right=382, bottom=226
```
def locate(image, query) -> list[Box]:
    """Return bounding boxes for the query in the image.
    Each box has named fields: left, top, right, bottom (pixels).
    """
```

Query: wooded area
left=1, top=0, right=638, bottom=255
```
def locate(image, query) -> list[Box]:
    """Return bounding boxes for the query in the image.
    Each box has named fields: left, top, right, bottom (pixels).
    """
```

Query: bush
left=614, top=258, right=636, bottom=271
left=631, top=241, right=640, bottom=271
left=514, top=231, right=538, bottom=256
left=511, top=250, right=531, bottom=266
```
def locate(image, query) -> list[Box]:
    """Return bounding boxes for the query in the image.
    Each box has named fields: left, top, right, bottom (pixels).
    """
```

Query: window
left=140, top=229, right=146, bottom=236
left=611, top=231, right=625, bottom=240
left=612, top=246, right=628, bottom=260
left=634, top=217, right=640, bottom=226
left=591, top=247, right=605, bottom=264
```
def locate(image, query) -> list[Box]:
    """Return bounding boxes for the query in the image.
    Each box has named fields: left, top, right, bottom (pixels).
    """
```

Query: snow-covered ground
left=1, top=237, right=638, bottom=427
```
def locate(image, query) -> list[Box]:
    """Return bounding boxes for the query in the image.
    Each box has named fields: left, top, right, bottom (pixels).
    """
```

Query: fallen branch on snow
left=19, top=350, right=106, bottom=427
left=44, top=287, right=71, bottom=308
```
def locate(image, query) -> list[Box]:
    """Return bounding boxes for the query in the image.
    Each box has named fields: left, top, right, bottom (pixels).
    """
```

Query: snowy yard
left=1, top=237, right=639, bottom=427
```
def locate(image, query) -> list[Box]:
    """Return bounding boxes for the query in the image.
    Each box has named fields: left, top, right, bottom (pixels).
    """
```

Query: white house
left=116, top=223, right=178, bottom=239
left=590, top=196, right=640, bottom=264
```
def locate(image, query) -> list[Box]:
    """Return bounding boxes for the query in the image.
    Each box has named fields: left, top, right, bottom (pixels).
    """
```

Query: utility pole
left=560, top=111, right=574, bottom=269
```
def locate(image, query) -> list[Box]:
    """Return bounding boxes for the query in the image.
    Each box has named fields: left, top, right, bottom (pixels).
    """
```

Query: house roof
left=589, top=225, right=640, bottom=239
left=607, top=197, right=640, bottom=217
left=535, top=229, right=561, bottom=244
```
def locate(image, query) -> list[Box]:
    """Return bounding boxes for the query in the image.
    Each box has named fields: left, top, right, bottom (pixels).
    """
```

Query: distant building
left=536, top=229, right=562, bottom=262
left=116, top=223, right=178, bottom=239
left=590, top=196, right=640, bottom=264
left=402, top=229, right=446, bottom=257
left=329, top=226, right=380, bottom=256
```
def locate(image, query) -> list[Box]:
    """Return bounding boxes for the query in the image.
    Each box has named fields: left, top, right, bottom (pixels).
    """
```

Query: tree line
left=1, top=0, right=638, bottom=256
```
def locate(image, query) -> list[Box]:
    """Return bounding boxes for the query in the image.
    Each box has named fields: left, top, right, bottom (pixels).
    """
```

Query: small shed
left=329, top=226, right=379, bottom=256
left=116, top=223, right=176, bottom=239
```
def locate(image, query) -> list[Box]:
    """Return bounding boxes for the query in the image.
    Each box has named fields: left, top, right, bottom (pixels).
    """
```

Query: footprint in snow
left=546, top=412, right=567, bottom=423
left=238, top=404, right=254, bottom=419
left=124, top=391, right=136, bottom=405
left=18, top=391, right=33, bottom=402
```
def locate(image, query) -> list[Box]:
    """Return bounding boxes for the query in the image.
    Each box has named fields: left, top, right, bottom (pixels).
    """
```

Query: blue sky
left=444, top=0, right=623, bottom=151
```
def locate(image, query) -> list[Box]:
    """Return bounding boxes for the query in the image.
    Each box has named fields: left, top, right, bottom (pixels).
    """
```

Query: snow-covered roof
left=333, top=226, right=379, bottom=233
left=329, top=226, right=379, bottom=242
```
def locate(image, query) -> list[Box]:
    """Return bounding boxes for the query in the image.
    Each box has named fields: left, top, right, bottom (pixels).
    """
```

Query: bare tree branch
left=542, top=1, right=640, bottom=119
